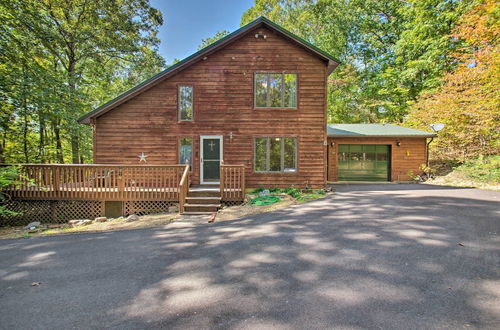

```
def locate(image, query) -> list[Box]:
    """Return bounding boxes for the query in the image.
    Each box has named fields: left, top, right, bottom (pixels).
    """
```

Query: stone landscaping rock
left=168, top=205, right=179, bottom=213
left=126, top=214, right=139, bottom=222
left=94, top=217, right=107, bottom=223
left=68, top=219, right=83, bottom=227
left=80, top=219, right=93, bottom=226
left=24, top=221, right=41, bottom=230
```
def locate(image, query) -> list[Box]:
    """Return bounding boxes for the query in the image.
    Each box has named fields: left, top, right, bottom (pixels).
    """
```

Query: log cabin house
left=2, top=17, right=435, bottom=222
left=78, top=17, right=434, bottom=188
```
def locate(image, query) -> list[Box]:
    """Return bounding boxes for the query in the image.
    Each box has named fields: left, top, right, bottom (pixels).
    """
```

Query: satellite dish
left=430, top=123, right=445, bottom=132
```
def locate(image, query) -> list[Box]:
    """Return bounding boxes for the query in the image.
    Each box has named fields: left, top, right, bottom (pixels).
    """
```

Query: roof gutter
left=328, top=134, right=437, bottom=138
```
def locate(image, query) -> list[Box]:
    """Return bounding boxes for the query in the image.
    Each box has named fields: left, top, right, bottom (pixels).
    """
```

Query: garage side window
left=254, top=73, right=297, bottom=108
left=178, top=85, right=193, bottom=121
left=254, top=137, right=297, bottom=172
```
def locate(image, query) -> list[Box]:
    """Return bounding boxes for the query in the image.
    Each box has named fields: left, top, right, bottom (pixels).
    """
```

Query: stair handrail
left=179, top=164, right=190, bottom=213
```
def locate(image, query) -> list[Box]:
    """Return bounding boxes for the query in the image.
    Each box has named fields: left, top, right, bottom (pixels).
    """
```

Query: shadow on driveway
left=0, top=184, right=498, bottom=329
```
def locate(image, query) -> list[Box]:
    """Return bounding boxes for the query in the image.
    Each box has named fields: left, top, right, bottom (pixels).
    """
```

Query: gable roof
left=327, top=124, right=436, bottom=138
left=79, top=16, right=340, bottom=124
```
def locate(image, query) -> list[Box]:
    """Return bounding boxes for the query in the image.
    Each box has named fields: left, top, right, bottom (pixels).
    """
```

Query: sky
left=150, top=0, right=255, bottom=64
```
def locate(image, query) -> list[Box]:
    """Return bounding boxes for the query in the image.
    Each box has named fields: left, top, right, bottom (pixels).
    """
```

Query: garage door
left=338, top=145, right=390, bottom=181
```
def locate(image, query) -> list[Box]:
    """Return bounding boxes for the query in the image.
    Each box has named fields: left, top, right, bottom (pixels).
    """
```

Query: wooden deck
left=2, top=163, right=246, bottom=205
left=3, top=164, right=187, bottom=201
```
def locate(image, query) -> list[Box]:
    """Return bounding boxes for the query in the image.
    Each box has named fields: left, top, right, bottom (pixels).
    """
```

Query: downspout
left=426, top=137, right=434, bottom=167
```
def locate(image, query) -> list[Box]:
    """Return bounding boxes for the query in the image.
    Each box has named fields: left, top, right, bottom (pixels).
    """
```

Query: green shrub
left=0, top=166, right=24, bottom=216
left=455, top=156, right=500, bottom=183
left=284, top=187, right=301, bottom=198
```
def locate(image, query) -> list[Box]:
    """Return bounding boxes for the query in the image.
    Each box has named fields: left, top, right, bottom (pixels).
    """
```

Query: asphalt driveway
left=0, top=184, right=499, bottom=329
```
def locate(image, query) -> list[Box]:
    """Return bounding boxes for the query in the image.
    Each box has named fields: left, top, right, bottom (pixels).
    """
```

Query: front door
left=200, top=135, right=223, bottom=184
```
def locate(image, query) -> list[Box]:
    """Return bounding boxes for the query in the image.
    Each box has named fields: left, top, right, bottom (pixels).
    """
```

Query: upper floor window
left=178, top=85, right=193, bottom=121
left=255, top=73, right=297, bottom=108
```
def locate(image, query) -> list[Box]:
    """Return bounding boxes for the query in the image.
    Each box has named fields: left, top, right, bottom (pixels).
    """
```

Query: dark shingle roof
left=327, top=124, right=436, bottom=137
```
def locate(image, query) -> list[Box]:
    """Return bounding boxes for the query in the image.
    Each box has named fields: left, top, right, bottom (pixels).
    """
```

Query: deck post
left=219, top=160, right=224, bottom=199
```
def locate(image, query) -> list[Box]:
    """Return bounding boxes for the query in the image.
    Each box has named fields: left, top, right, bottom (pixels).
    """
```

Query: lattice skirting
left=222, top=200, right=245, bottom=207
left=123, top=201, right=176, bottom=216
left=0, top=200, right=104, bottom=226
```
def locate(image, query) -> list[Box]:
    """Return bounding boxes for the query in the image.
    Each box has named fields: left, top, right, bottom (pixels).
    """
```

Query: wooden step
left=182, top=211, right=214, bottom=215
left=187, top=190, right=220, bottom=198
left=184, top=203, right=221, bottom=213
left=186, top=197, right=222, bottom=204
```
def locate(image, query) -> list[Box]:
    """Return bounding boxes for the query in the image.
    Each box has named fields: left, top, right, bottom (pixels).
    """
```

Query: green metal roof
left=79, top=16, right=340, bottom=124
left=327, top=124, right=436, bottom=137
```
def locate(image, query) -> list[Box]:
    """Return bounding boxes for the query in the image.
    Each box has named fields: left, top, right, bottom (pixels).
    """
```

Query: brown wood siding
left=94, top=27, right=327, bottom=188
left=327, top=137, right=427, bottom=182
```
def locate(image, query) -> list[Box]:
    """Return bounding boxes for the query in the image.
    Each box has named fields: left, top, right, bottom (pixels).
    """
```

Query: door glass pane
left=269, top=74, right=283, bottom=107
left=376, top=145, right=389, bottom=160
left=255, top=74, right=267, bottom=107
left=203, top=161, right=220, bottom=180
left=203, top=138, right=220, bottom=181
left=179, top=86, right=193, bottom=120
left=284, top=74, right=297, bottom=108
left=269, top=137, right=281, bottom=171
left=179, top=138, right=192, bottom=166
left=338, top=145, right=349, bottom=152
left=255, top=138, right=267, bottom=172
left=203, top=138, right=220, bottom=160
left=284, top=137, right=296, bottom=171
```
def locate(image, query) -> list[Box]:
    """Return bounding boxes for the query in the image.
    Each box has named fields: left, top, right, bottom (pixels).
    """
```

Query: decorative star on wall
left=138, top=152, right=148, bottom=162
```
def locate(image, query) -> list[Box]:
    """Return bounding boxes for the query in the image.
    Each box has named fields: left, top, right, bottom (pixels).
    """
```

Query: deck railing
left=178, top=165, right=190, bottom=213
left=220, top=164, right=245, bottom=201
left=2, top=164, right=187, bottom=201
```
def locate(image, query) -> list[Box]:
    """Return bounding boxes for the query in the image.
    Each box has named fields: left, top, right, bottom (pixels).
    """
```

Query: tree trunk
left=71, top=136, right=79, bottom=164
left=68, top=59, right=80, bottom=164
left=39, top=114, right=46, bottom=163
left=53, top=120, right=63, bottom=163
left=22, top=96, right=29, bottom=164
left=0, top=132, right=5, bottom=163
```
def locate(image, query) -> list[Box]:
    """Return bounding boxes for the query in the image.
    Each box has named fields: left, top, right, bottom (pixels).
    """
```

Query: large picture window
left=179, top=137, right=193, bottom=167
left=254, top=73, right=297, bottom=108
left=178, top=85, right=193, bottom=121
left=254, top=137, right=297, bottom=172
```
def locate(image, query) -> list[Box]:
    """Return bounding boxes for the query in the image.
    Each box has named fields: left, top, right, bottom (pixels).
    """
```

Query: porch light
left=396, top=141, right=401, bottom=147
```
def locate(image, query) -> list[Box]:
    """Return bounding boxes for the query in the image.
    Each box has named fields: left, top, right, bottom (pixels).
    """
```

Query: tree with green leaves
left=406, top=0, right=499, bottom=161
left=198, top=30, right=230, bottom=50
left=0, top=0, right=165, bottom=163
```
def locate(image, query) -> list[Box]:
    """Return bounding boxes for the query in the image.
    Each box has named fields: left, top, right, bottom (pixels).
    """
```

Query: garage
left=327, top=124, right=436, bottom=182
left=338, top=144, right=390, bottom=181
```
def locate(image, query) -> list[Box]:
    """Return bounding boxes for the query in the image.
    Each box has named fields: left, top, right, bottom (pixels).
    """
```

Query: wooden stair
left=183, top=185, right=221, bottom=215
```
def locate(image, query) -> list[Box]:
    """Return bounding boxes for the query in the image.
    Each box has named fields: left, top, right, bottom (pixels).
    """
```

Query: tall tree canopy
left=242, top=0, right=470, bottom=123
left=198, top=30, right=230, bottom=50
left=0, top=0, right=165, bottom=163
left=406, top=0, right=499, bottom=161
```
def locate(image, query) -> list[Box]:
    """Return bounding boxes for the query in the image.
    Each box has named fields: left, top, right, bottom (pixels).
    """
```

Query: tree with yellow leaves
left=406, top=0, right=499, bottom=161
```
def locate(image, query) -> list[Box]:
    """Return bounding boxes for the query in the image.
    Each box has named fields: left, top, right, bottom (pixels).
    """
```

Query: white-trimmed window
left=179, top=137, right=193, bottom=167
left=254, top=137, right=297, bottom=172
left=178, top=85, right=193, bottom=121
left=254, top=73, right=297, bottom=108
